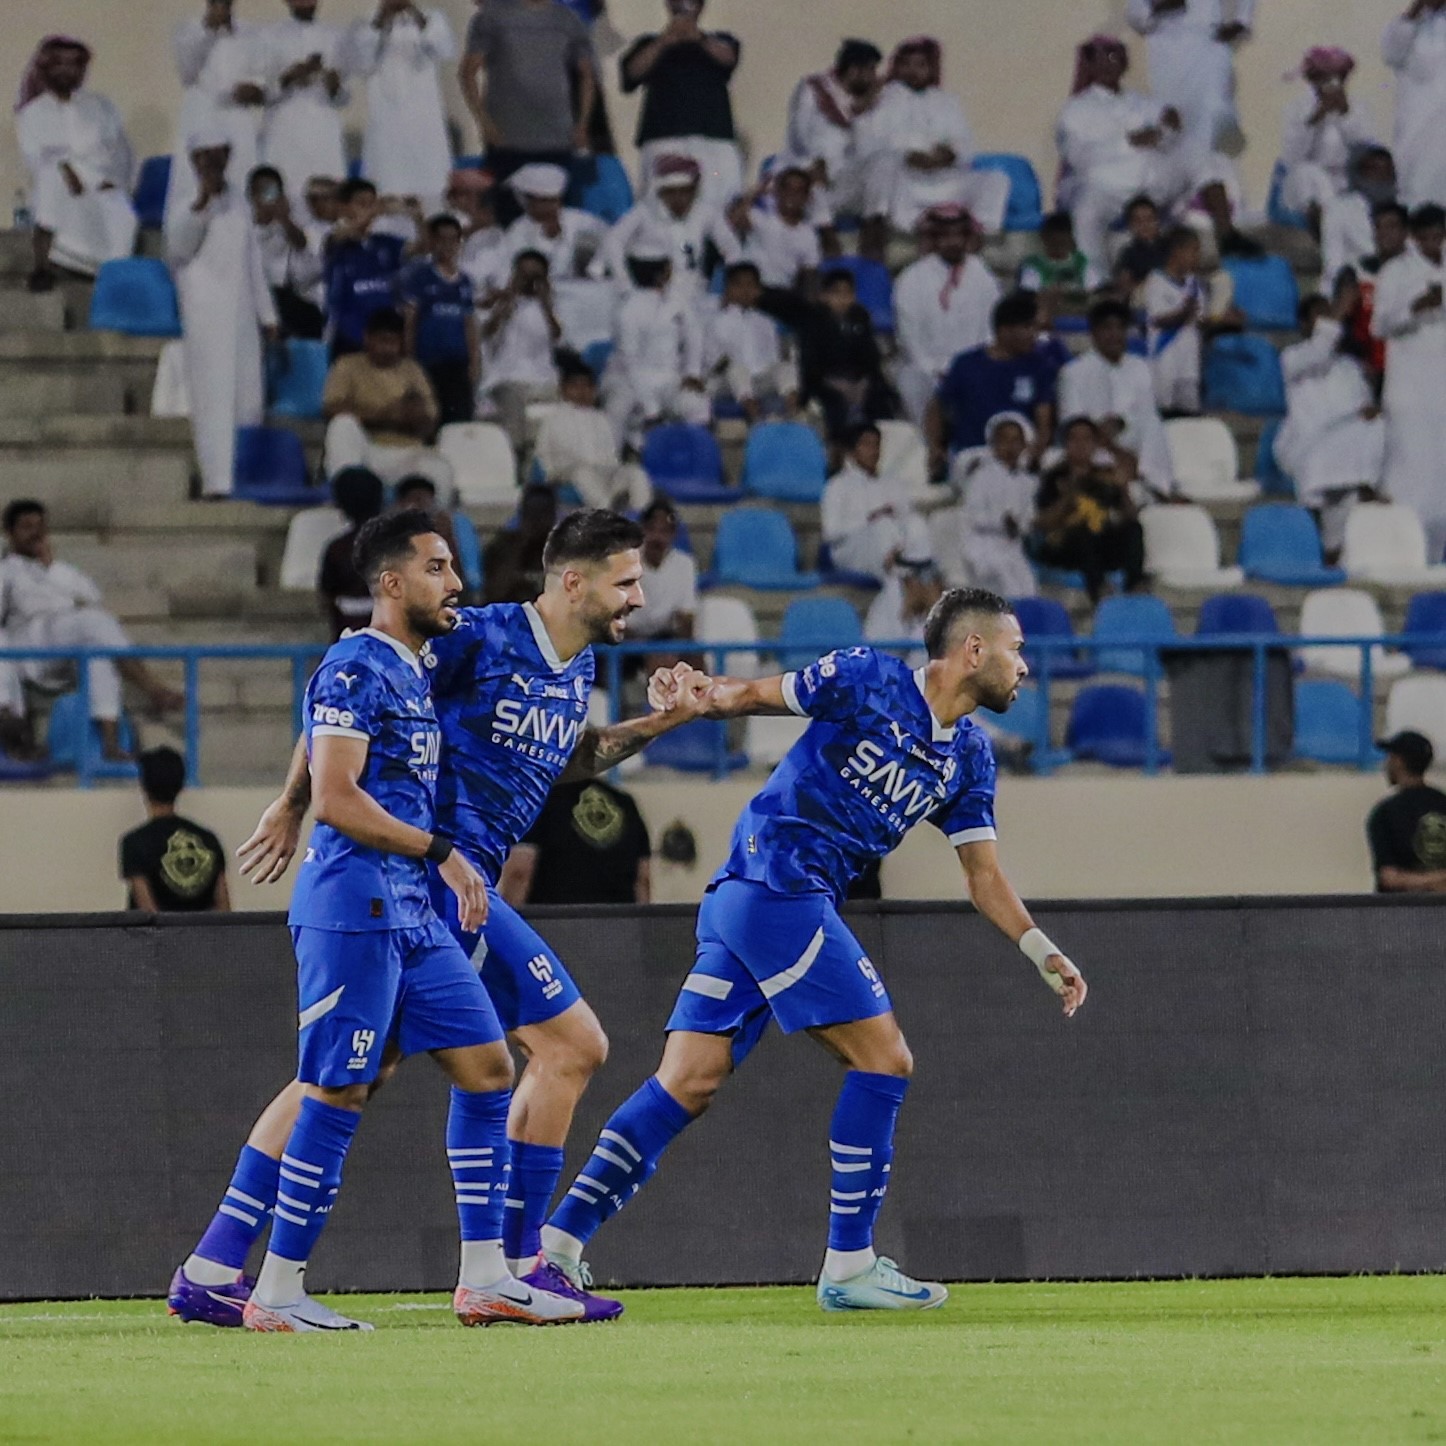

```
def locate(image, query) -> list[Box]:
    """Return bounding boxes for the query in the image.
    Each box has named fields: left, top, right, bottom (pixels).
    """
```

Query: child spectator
left=821, top=422, right=930, bottom=582
left=706, top=262, right=799, bottom=420
left=1018, top=211, right=1099, bottom=299
left=953, top=412, right=1038, bottom=597
left=1143, top=226, right=1207, bottom=414
left=797, top=265, right=896, bottom=439
left=535, top=354, right=653, bottom=510
left=479, top=249, right=563, bottom=446
left=1113, top=194, right=1166, bottom=296
left=324, top=178, right=414, bottom=357
left=400, top=214, right=479, bottom=426
left=718, top=167, right=822, bottom=294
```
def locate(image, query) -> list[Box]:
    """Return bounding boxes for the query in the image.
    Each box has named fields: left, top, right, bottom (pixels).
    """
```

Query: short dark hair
left=1124, top=193, right=1158, bottom=217
left=542, top=509, right=644, bottom=574
left=395, top=474, right=437, bottom=500
left=821, top=266, right=857, bottom=292
left=774, top=166, right=813, bottom=190
left=330, top=466, right=385, bottom=526
left=1373, top=200, right=1409, bottom=226
left=365, top=306, right=406, bottom=337
left=1087, top=297, right=1132, bottom=330
left=1410, top=203, right=1446, bottom=232
left=1040, top=210, right=1075, bottom=237
left=248, top=165, right=284, bottom=190
left=1163, top=225, right=1200, bottom=258
left=843, top=421, right=881, bottom=451
left=556, top=349, right=596, bottom=385
left=352, top=508, right=441, bottom=587
left=640, top=498, right=678, bottom=527
left=339, top=178, right=377, bottom=204
left=923, top=588, right=1014, bottom=660
left=835, top=38, right=882, bottom=72
left=991, top=290, right=1039, bottom=331
left=427, top=212, right=462, bottom=236
left=139, top=746, right=187, bottom=805
left=2, top=498, right=44, bottom=532
left=1061, top=413, right=1101, bottom=438
left=513, top=248, right=550, bottom=272
left=626, top=256, right=670, bottom=289
left=723, top=260, right=762, bottom=286
left=1298, top=293, right=1331, bottom=327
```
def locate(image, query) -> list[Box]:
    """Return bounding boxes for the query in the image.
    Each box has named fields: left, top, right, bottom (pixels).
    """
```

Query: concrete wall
left=0, top=768, right=1388, bottom=913
left=0, top=0, right=1400, bottom=219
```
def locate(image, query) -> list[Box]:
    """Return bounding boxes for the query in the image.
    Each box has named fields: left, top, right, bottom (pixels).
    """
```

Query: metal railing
left=0, top=633, right=1418, bottom=785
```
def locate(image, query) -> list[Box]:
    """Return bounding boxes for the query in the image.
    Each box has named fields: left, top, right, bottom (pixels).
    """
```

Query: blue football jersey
left=718, top=648, right=998, bottom=902
left=427, top=602, right=595, bottom=883
left=289, top=629, right=442, bottom=932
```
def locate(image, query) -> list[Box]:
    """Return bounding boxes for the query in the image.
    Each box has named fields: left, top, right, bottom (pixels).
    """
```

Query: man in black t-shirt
left=500, top=778, right=651, bottom=905
left=119, top=747, right=229, bottom=912
left=1366, top=731, right=1446, bottom=893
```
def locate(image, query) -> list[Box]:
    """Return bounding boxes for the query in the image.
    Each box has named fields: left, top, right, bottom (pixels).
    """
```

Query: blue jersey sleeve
left=425, top=608, right=488, bottom=699
left=308, top=659, right=386, bottom=743
left=931, top=733, right=999, bottom=847
left=782, top=647, right=879, bottom=724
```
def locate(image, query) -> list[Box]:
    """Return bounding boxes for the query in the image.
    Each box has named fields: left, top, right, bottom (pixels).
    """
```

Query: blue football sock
left=504, top=1141, right=565, bottom=1265
left=547, top=1077, right=693, bottom=1247
left=447, top=1086, right=512, bottom=1245
left=192, top=1144, right=280, bottom=1271
left=265, top=1098, right=360, bottom=1265
left=827, top=1071, right=909, bottom=1252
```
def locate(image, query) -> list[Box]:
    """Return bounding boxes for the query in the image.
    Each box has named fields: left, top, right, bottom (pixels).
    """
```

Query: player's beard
left=581, top=596, right=633, bottom=646
left=408, top=594, right=460, bottom=639
left=980, top=665, right=1021, bottom=714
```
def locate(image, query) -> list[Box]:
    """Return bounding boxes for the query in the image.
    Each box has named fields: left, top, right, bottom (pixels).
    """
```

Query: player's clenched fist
left=647, top=661, right=713, bottom=715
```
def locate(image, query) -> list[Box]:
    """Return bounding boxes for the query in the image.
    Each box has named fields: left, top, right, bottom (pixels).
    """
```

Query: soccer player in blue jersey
left=169, top=511, right=704, bottom=1326
left=538, top=588, right=1088, bottom=1312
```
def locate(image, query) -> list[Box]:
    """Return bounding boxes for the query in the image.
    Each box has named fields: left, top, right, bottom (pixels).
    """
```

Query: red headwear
left=889, top=37, right=941, bottom=89
left=1073, top=34, right=1128, bottom=95
left=16, top=35, right=91, bottom=113
left=1298, top=46, right=1355, bottom=81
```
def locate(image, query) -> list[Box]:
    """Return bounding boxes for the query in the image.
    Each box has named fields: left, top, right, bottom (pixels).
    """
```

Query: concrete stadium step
left=0, top=286, right=68, bottom=334
left=0, top=364, right=152, bottom=418
left=0, top=330, right=163, bottom=364
left=0, top=415, right=191, bottom=449
left=49, top=535, right=260, bottom=609
left=0, top=450, right=192, bottom=528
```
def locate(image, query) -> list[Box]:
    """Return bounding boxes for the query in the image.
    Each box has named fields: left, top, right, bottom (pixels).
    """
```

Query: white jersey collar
left=523, top=600, right=567, bottom=672
left=913, top=665, right=956, bottom=743
left=359, top=626, right=422, bottom=677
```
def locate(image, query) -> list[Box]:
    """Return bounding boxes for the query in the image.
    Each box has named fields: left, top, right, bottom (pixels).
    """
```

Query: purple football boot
left=523, top=1258, right=623, bottom=1323
left=166, top=1265, right=255, bottom=1326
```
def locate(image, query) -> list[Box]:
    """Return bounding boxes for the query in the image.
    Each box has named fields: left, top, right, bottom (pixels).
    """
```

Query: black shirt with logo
left=120, top=815, right=225, bottom=911
left=1366, top=785, right=1446, bottom=888
left=522, top=781, right=650, bottom=905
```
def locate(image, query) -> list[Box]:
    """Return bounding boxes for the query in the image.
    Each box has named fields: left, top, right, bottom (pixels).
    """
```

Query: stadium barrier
left=0, top=633, right=1399, bottom=784
left=4, top=898, right=1445, bottom=1301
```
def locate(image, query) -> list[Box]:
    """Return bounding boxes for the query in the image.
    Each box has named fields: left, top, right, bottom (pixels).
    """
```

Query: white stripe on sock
left=225, top=1187, right=268, bottom=1211
left=217, top=1204, right=259, bottom=1226
left=273, top=1206, right=309, bottom=1227
left=575, top=1173, right=609, bottom=1194
left=831, top=1161, right=871, bottom=1173
left=276, top=1192, right=311, bottom=1212
left=829, top=1205, right=862, bottom=1214
left=831, top=1190, right=867, bottom=1201
left=600, top=1129, right=642, bottom=1163
left=565, top=1186, right=599, bottom=1204
left=828, top=1141, right=872, bottom=1155
left=455, top=1194, right=491, bottom=1205
left=503, top=1199, right=525, bottom=1209
left=280, top=1154, right=323, bottom=1175
left=446, top=1147, right=495, bottom=1157
left=278, top=1168, right=320, bottom=1188
left=593, top=1145, right=633, bottom=1172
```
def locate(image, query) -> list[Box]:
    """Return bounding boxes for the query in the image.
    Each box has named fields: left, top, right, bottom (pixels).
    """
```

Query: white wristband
left=1019, top=927, right=1065, bottom=993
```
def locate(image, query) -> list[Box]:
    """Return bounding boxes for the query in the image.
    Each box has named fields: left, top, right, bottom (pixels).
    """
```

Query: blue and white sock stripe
left=829, top=1140, right=874, bottom=1174
left=217, top=1203, right=259, bottom=1227
left=599, top=1130, right=642, bottom=1164
left=279, top=1153, right=326, bottom=1189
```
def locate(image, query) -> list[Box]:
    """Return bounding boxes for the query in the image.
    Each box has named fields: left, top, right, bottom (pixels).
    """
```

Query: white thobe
left=1125, top=0, right=1256, bottom=153
left=784, top=72, right=871, bottom=225
left=15, top=92, right=137, bottom=276
left=461, top=225, right=506, bottom=294
left=820, top=461, right=930, bottom=581
left=166, top=189, right=277, bottom=497
left=716, top=209, right=821, bottom=290
left=603, top=199, right=727, bottom=304
left=1373, top=246, right=1446, bottom=555
left=602, top=289, right=710, bottom=441
left=1383, top=10, right=1446, bottom=208
left=1279, top=87, right=1377, bottom=214
left=953, top=452, right=1038, bottom=597
left=533, top=401, right=651, bottom=510
left=854, top=82, right=1009, bottom=232
left=706, top=304, right=796, bottom=404
left=260, top=18, right=351, bottom=201
left=1056, top=84, right=1218, bottom=268
left=481, top=297, right=558, bottom=391
left=168, top=19, right=268, bottom=223
left=255, top=218, right=325, bottom=307
left=1276, top=320, right=1384, bottom=552
left=501, top=209, right=606, bottom=282
left=1143, top=269, right=1206, bottom=413
left=1320, top=190, right=1376, bottom=287
left=893, top=252, right=1000, bottom=422
left=345, top=9, right=455, bottom=204
left=1058, top=349, right=1176, bottom=496
left=0, top=555, right=132, bottom=721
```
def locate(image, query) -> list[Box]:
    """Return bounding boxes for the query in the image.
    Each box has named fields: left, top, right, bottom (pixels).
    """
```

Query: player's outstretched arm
left=648, top=663, right=797, bottom=721
left=957, top=839, right=1087, bottom=1017
left=236, top=732, right=312, bottom=884
left=558, top=663, right=717, bottom=781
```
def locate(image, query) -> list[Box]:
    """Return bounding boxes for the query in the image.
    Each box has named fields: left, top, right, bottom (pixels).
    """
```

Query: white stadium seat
left=279, top=507, right=347, bottom=592
left=745, top=713, right=810, bottom=767
left=1298, top=588, right=1410, bottom=681
left=438, top=422, right=518, bottom=506
left=697, top=594, right=761, bottom=677
left=877, top=419, right=930, bottom=500
left=1165, top=417, right=1260, bottom=503
left=1140, top=504, right=1244, bottom=589
left=1385, top=674, right=1446, bottom=760
left=1341, top=503, right=1446, bottom=586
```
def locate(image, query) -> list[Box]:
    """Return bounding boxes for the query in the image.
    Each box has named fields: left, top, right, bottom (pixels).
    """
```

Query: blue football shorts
left=292, top=917, right=505, bottom=1088
left=665, top=877, right=893, bottom=1065
left=429, top=863, right=583, bottom=1033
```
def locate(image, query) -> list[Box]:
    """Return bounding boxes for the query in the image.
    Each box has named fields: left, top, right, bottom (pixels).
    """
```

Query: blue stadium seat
left=1267, top=159, right=1311, bottom=232
left=1066, top=685, right=1164, bottom=769
left=577, top=154, right=635, bottom=224
left=455, top=153, right=486, bottom=171
left=777, top=596, right=862, bottom=671
left=46, top=693, right=138, bottom=778
left=817, top=541, right=882, bottom=591
left=742, top=422, right=828, bottom=503
left=1195, top=593, right=1281, bottom=638
left=1010, top=596, right=1093, bottom=679
left=822, top=255, right=894, bottom=333
left=1254, top=418, right=1295, bottom=498
left=582, top=339, right=614, bottom=378
left=1239, top=506, right=1346, bottom=586
left=267, top=339, right=330, bottom=420
left=0, top=748, right=51, bottom=782
left=641, top=424, right=737, bottom=503
left=1293, top=679, right=1373, bottom=765
left=87, top=258, right=182, bottom=337
left=1203, top=334, right=1287, bottom=416
left=1091, top=594, right=1178, bottom=675
left=980, top=685, right=1072, bottom=770
left=1223, top=254, right=1300, bottom=331
left=233, top=426, right=318, bottom=505
left=132, top=155, right=171, bottom=229
left=644, top=718, right=748, bottom=774
left=708, top=507, right=819, bottom=590
left=971, top=153, right=1044, bottom=232
left=1404, top=592, right=1446, bottom=670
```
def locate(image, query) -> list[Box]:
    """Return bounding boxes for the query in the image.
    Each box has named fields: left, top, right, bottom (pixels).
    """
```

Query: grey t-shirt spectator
left=465, top=0, right=593, bottom=152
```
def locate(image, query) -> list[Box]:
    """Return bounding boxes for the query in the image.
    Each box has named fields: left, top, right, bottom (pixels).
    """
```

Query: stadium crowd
left=8, top=2, right=1446, bottom=770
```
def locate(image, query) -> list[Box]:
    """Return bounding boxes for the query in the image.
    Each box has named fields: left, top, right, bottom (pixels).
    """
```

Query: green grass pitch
left=3, top=1277, right=1445, bottom=1443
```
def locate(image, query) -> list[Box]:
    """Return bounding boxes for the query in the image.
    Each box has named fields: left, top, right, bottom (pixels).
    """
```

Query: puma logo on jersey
left=334, top=671, right=358, bottom=689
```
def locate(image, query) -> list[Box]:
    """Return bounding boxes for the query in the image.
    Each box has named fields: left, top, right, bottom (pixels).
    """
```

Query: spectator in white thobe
left=167, top=1, right=268, bottom=224
left=1383, top=1, right=1446, bottom=209
left=630, top=499, right=698, bottom=644
left=1143, top=227, right=1208, bottom=414
left=14, top=36, right=137, bottom=290
left=893, top=203, right=999, bottom=424
left=478, top=249, right=563, bottom=446
left=166, top=130, right=277, bottom=498
left=249, top=163, right=326, bottom=334
left=1321, top=147, right=1399, bottom=287
left=821, top=422, right=931, bottom=583
left=1373, top=204, right=1446, bottom=558
left=1276, top=293, right=1385, bottom=555
left=705, top=262, right=798, bottom=419
left=715, top=168, right=822, bottom=293
left=261, top=0, right=350, bottom=203
left=1059, top=298, right=1176, bottom=498
left=603, top=154, right=726, bottom=305
left=0, top=501, right=181, bottom=762
left=499, top=163, right=606, bottom=280
left=346, top=0, right=456, bottom=206
left=951, top=413, right=1039, bottom=598
left=1125, top=0, right=1256, bottom=156
left=1279, top=47, right=1377, bottom=218
left=852, top=38, right=1009, bottom=235
left=534, top=354, right=651, bottom=510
